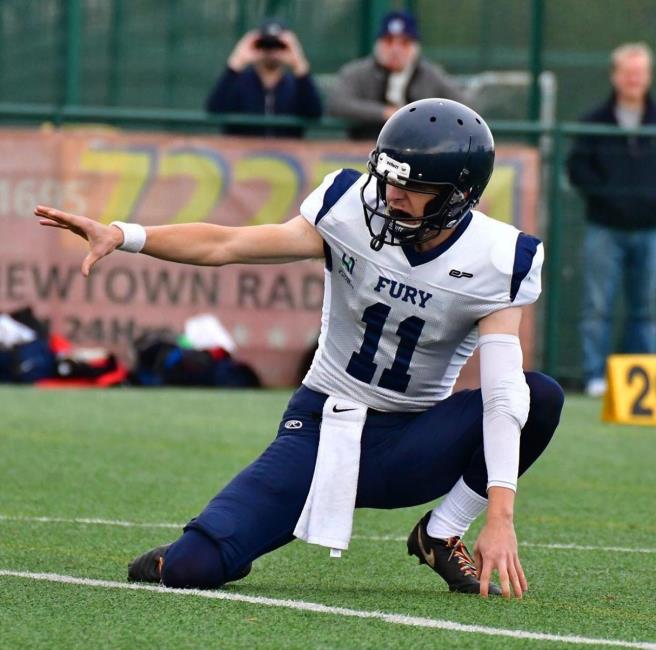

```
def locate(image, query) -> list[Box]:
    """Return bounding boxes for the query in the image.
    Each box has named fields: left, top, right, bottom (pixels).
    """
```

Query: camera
left=254, top=19, right=287, bottom=51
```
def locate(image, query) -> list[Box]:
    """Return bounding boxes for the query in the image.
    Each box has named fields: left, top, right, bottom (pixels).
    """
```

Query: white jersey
left=300, top=169, right=543, bottom=412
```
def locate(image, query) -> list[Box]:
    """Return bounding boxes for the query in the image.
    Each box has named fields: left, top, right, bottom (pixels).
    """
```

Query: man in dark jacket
left=327, top=10, right=465, bottom=140
left=568, top=42, right=656, bottom=397
left=205, top=19, right=322, bottom=138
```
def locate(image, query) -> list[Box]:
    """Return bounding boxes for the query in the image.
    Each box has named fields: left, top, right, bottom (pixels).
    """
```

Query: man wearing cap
left=328, top=10, right=466, bottom=140
left=205, top=19, right=322, bottom=138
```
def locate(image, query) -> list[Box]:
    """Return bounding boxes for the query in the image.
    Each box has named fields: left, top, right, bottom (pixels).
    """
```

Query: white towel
left=293, top=395, right=368, bottom=556
left=184, top=313, right=236, bottom=353
left=0, top=314, right=37, bottom=347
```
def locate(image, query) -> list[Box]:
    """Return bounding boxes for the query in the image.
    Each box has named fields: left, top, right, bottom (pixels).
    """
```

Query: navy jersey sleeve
left=509, top=233, right=544, bottom=306
left=300, top=168, right=362, bottom=230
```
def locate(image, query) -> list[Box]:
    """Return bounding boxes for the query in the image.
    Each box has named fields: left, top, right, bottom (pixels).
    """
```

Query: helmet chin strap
left=369, top=202, right=439, bottom=251
left=370, top=221, right=389, bottom=251
left=363, top=170, right=469, bottom=251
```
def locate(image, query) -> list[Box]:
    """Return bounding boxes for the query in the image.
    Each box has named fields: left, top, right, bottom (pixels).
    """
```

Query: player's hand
left=34, top=205, right=124, bottom=277
left=474, top=519, right=528, bottom=599
left=227, top=31, right=261, bottom=71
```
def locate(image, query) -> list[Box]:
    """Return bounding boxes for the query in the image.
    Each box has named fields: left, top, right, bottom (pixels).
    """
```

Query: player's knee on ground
left=161, top=528, right=225, bottom=589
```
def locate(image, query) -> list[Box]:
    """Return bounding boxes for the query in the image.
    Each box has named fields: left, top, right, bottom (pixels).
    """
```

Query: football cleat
left=127, top=543, right=253, bottom=585
left=127, top=544, right=170, bottom=583
left=407, top=511, right=502, bottom=596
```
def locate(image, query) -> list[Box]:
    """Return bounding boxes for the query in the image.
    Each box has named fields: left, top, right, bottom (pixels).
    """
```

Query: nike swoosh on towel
left=332, top=405, right=356, bottom=413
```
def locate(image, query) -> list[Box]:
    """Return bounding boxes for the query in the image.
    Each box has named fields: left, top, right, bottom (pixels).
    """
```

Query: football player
left=35, top=98, right=563, bottom=599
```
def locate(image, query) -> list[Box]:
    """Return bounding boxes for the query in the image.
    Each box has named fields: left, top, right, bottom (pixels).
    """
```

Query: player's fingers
left=39, top=220, right=69, bottom=229
left=34, top=204, right=54, bottom=218
left=35, top=205, right=66, bottom=220
left=497, top=561, right=511, bottom=599
left=507, top=561, right=523, bottom=599
left=35, top=205, right=83, bottom=228
left=479, top=560, right=492, bottom=598
left=81, top=251, right=101, bottom=277
left=515, top=555, right=528, bottom=592
left=474, top=547, right=483, bottom=580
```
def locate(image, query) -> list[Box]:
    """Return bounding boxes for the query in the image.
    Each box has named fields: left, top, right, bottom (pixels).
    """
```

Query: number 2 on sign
left=627, top=365, right=654, bottom=417
left=603, top=355, right=656, bottom=425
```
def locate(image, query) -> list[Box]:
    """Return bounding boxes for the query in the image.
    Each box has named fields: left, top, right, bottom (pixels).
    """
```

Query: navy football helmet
left=361, top=98, right=495, bottom=250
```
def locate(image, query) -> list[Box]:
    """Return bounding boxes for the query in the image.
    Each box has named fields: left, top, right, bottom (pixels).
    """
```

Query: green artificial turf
left=0, top=387, right=654, bottom=649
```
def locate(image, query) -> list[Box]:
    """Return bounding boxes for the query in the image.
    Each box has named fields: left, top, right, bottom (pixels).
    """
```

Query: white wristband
left=110, top=221, right=147, bottom=253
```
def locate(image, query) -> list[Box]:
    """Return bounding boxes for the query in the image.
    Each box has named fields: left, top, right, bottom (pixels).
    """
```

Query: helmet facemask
left=361, top=150, right=475, bottom=251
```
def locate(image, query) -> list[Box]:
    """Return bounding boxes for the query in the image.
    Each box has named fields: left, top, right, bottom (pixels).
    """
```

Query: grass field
left=0, top=386, right=655, bottom=649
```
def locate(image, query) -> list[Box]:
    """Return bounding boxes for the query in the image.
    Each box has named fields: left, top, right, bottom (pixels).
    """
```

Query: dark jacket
left=205, top=66, right=322, bottom=138
left=328, top=56, right=466, bottom=140
left=567, top=93, right=656, bottom=230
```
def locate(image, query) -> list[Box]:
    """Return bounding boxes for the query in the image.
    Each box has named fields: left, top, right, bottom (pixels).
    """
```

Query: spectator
left=205, top=18, right=322, bottom=138
left=328, top=10, right=465, bottom=140
left=568, top=42, right=656, bottom=397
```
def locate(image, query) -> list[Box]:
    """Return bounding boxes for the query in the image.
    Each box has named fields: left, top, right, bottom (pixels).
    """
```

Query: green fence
left=3, top=0, right=656, bottom=120
left=0, top=0, right=390, bottom=110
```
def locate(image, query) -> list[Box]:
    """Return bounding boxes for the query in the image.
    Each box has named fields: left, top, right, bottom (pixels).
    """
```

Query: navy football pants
left=162, top=372, right=564, bottom=589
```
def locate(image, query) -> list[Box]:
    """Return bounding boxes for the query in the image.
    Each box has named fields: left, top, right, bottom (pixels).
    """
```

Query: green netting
left=0, top=0, right=376, bottom=109
left=2, top=0, right=656, bottom=119
left=547, top=169, right=588, bottom=384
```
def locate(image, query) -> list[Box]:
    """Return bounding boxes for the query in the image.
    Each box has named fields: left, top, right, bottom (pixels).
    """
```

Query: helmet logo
left=376, top=153, right=411, bottom=184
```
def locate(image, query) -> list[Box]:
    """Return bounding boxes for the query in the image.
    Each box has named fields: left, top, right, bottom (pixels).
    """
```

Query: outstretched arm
left=34, top=205, right=324, bottom=276
left=474, top=306, right=530, bottom=600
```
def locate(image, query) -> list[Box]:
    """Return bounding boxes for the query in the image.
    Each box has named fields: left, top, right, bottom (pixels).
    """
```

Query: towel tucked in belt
left=293, top=395, right=368, bottom=556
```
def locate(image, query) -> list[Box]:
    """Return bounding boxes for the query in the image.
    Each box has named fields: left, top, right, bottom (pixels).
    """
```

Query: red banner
left=0, top=128, right=539, bottom=386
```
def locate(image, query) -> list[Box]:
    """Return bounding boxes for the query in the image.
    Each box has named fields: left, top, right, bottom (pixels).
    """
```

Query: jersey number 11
left=346, top=302, right=425, bottom=393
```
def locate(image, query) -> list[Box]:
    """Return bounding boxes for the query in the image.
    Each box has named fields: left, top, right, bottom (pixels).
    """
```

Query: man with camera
left=205, top=18, right=323, bottom=138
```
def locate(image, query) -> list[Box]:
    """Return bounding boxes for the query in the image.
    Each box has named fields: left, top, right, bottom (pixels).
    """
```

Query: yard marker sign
left=603, top=354, right=656, bottom=425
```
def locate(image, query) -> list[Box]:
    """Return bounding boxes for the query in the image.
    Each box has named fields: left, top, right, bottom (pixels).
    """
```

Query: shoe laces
left=446, top=537, right=477, bottom=577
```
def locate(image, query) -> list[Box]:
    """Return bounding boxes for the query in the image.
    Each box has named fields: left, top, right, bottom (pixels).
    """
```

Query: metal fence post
left=404, top=0, right=417, bottom=15
left=0, top=7, right=4, bottom=99
left=359, top=0, right=390, bottom=58
left=165, top=0, right=179, bottom=108
left=544, top=125, right=565, bottom=377
left=265, top=0, right=287, bottom=15
left=236, top=2, right=248, bottom=44
left=63, top=0, right=82, bottom=106
left=108, top=0, right=124, bottom=106
left=528, top=0, right=544, bottom=122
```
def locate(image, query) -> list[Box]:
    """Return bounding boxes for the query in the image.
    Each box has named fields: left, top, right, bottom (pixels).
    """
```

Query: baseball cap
left=254, top=18, right=288, bottom=49
left=377, top=10, right=419, bottom=41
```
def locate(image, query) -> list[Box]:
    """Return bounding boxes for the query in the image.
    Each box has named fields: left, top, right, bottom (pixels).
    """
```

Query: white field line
left=1, top=514, right=655, bottom=555
left=0, top=514, right=180, bottom=529
left=353, top=534, right=656, bottom=555
left=0, top=570, right=655, bottom=650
